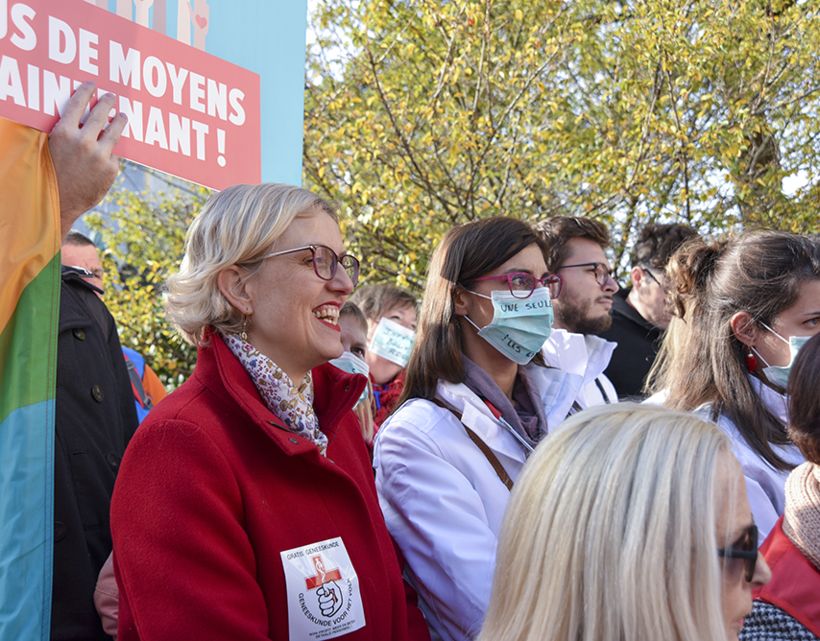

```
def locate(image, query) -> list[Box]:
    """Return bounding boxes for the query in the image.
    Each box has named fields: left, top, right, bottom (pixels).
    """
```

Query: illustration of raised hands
left=188, top=0, right=209, bottom=51
left=134, top=0, right=154, bottom=27
left=116, top=0, right=131, bottom=19
left=177, top=0, right=191, bottom=44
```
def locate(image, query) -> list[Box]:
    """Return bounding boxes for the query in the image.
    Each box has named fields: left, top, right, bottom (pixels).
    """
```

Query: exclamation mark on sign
left=217, top=129, right=226, bottom=167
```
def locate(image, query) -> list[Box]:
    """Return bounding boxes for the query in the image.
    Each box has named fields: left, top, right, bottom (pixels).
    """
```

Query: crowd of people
left=7, top=82, right=820, bottom=641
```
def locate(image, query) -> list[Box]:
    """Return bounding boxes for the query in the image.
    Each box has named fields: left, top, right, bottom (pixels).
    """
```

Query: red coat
left=111, top=334, right=430, bottom=641
left=753, top=516, right=820, bottom=638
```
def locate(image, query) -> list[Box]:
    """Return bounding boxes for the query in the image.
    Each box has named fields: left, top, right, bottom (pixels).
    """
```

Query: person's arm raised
left=48, top=81, right=127, bottom=241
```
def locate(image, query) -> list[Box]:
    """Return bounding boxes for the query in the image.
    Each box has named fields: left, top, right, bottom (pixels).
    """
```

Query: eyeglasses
left=718, top=524, right=758, bottom=582
left=555, top=262, right=613, bottom=287
left=641, top=266, right=668, bottom=292
left=471, top=272, right=563, bottom=300
left=264, top=244, right=360, bottom=286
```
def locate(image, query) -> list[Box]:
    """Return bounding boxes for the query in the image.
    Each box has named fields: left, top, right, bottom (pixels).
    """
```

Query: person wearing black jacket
left=598, top=286, right=665, bottom=399
left=598, top=223, right=697, bottom=399
left=53, top=267, right=139, bottom=640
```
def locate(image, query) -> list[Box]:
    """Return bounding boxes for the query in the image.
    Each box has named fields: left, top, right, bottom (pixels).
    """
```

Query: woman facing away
left=648, top=230, right=820, bottom=539
left=109, top=184, right=429, bottom=641
left=477, top=403, right=771, bottom=641
left=741, top=332, right=820, bottom=640
left=374, top=216, right=584, bottom=641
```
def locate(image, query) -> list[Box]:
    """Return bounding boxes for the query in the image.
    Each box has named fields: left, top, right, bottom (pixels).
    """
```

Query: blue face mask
left=329, top=351, right=370, bottom=407
left=464, top=287, right=554, bottom=365
left=369, top=317, right=416, bottom=367
left=753, top=323, right=812, bottom=389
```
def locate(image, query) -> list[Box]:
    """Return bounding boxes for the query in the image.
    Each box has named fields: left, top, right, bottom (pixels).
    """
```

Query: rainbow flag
left=0, top=118, right=61, bottom=640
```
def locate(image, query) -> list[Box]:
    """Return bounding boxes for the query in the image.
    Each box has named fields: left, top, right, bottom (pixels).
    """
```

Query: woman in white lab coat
left=373, top=216, right=582, bottom=641
left=648, top=231, right=820, bottom=540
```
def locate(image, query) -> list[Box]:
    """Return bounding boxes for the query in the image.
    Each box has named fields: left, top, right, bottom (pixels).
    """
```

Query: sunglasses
left=717, top=524, right=758, bottom=582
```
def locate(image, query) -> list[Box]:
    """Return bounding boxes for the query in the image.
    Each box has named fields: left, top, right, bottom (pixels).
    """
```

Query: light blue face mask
left=753, top=323, right=812, bottom=389
left=369, top=317, right=416, bottom=367
left=464, top=287, right=554, bottom=365
left=329, top=351, right=370, bottom=407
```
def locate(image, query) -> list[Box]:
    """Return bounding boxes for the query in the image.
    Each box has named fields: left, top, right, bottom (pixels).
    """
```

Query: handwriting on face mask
left=501, top=333, right=535, bottom=358
left=500, top=298, right=550, bottom=313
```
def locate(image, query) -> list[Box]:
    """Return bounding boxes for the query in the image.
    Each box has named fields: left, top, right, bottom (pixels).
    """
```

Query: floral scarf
left=221, top=332, right=328, bottom=456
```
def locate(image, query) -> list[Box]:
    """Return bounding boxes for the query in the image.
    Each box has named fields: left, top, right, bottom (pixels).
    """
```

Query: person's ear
left=452, top=285, right=470, bottom=317
left=730, top=311, right=758, bottom=347
left=218, top=265, right=254, bottom=315
left=630, top=266, right=644, bottom=290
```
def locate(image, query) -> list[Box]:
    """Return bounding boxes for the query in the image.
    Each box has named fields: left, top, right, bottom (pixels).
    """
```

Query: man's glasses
left=718, top=524, right=758, bottom=582
left=555, top=262, right=613, bottom=287
left=471, top=272, right=563, bottom=300
left=641, top=266, right=668, bottom=292
left=264, top=245, right=360, bottom=286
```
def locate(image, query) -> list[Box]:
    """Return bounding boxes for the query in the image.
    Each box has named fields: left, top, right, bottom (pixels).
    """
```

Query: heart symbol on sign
left=195, top=14, right=208, bottom=29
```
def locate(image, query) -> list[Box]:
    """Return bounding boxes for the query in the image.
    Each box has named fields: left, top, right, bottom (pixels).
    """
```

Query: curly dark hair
left=631, top=223, right=698, bottom=270
left=788, top=332, right=820, bottom=465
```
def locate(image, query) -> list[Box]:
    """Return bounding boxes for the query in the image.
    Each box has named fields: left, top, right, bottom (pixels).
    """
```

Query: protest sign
left=0, top=0, right=278, bottom=190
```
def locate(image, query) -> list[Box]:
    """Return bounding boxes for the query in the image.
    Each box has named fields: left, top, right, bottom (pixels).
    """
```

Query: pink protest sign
left=0, top=0, right=261, bottom=190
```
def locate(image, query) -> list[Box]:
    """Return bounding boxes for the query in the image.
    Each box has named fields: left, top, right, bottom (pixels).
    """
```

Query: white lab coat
left=703, top=377, right=804, bottom=540
left=645, top=377, right=805, bottom=540
left=373, top=365, right=583, bottom=641
left=541, top=328, right=618, bottom=406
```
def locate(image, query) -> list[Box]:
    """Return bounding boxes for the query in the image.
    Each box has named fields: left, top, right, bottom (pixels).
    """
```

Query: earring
left=240, top=315, right=249, bottom=342
left=745, top=351, right=757, bottom=374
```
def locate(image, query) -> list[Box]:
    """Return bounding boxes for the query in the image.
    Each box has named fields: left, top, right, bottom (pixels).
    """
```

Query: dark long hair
left=399, top=217, right=547, bottom=404
left=788, top=332, right=820, bottom=465
left=649, top=230, right=820, bottom=471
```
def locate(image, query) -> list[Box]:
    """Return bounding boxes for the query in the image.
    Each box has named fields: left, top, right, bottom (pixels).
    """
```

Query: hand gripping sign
left=0, top=0, right=261, bottom=190
left=281, top=537, right=366, bottom=641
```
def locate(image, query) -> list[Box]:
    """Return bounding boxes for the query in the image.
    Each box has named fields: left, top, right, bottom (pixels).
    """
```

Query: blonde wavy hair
left=477, top=403, right=731, bottom=641
left=166, top=184, right=336, bottom=345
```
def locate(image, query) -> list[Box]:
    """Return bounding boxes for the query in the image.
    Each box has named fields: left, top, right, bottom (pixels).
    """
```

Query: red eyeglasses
left=471, top=272, right=563, bottom=300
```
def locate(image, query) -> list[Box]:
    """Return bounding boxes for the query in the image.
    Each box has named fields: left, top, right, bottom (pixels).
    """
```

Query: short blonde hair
left=478, top=403, right=730, bottom=641
left=166, top=184, right=336, bottom=345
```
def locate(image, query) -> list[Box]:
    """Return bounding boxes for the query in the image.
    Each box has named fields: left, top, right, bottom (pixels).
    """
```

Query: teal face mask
left=369, top=317, right=416, bottom=367
left=464, top=287, right=554, bottom=365
left=753, top=323, right=812, bottom=389
left=329, top=351, right=370, bottom=407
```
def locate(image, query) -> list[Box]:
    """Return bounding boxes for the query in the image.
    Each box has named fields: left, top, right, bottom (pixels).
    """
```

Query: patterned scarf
left=221, top=332, right=328, bottom=456
left=783, top=462, right=820, bottom=571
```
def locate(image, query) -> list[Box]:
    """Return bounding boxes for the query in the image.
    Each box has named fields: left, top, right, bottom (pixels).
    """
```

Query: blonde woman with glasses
left=477, top=403, right=770, bottom=641
left=110, top=184, right=429, bottom=641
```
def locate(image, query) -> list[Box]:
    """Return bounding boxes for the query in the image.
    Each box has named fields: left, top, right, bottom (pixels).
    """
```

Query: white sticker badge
left=281, top=537, right=366, bottom=640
